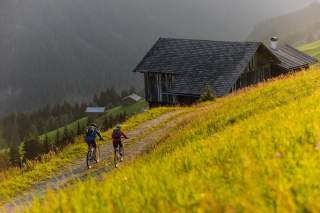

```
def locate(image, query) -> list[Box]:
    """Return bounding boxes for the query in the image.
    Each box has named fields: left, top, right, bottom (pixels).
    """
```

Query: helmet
left=115, top=124, right=121, bottom=129
left=90, top=123, right=97, bottom=128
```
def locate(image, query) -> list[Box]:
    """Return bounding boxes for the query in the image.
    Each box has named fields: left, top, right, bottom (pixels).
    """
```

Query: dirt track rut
left=2, top=109, right=190, bottom=212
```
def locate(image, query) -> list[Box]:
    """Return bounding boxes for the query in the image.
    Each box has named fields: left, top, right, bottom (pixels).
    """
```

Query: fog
left=0, top=0, right=318, bottom=114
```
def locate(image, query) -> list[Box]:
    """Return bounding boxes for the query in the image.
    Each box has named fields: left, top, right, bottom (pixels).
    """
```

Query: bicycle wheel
left=87, top=145, right=96, bottom=169
left=95, top=145, right=100, bottom=163
left=87, top=149, right=93, bottom=169
left=114, top=148, right=120, bottom=168
left=119, top=145, right=124, bottom=162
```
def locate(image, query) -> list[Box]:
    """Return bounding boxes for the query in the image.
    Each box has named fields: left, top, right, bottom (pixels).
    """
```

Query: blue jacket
left=85, top=127, right=102, bottom=142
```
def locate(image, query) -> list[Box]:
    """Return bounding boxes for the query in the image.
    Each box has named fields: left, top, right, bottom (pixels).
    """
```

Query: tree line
left=0, top=87, right=136, bottom=170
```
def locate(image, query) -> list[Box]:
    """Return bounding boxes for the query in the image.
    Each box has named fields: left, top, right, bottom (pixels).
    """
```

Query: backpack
left=113, top=129, right=121, bottom=139
left=85, top=126, right=95, bottom=137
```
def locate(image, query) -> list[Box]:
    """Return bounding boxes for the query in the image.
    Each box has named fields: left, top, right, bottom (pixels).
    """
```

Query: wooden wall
left=232, top=47, right=273, bottom=91
left=144, top=73, right=175, bottom=105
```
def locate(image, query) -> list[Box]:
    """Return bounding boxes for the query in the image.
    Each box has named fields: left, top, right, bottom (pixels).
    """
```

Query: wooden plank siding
left=144, top=73, right=176, bottom=105
left=146, top=47, right=276, bottom=105
left=232, top=47, right=273, bottom=92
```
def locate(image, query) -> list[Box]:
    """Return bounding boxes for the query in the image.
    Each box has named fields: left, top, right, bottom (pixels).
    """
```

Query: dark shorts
left=85, top=136, right=97, bottom=149
left=113, top=140, right=123, bottom=150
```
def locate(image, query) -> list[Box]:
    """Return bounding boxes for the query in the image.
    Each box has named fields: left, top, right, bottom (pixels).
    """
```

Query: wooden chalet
left=133, top=38, right=318, bottom=106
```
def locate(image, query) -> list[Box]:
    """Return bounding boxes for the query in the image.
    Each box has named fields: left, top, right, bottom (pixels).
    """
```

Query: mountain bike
left=86, top=143, right=100, bottom=169
left=114, top=141, right=124, bottom=168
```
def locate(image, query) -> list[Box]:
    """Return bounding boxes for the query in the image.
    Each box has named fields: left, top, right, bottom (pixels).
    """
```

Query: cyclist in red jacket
left=112, top=124, right=128, bottom=161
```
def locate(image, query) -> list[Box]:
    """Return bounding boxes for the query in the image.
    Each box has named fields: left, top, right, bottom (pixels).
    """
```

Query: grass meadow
left=26, top=65, right=320, bottom=212
left=299, top=40, right=320, bottom=60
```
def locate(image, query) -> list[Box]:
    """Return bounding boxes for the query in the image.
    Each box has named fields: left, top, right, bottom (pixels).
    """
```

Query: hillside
left=248, top=2, right=320, bottom=46
left=299, top=40, right=320, bottom=60
left=40, top=100, right=148, bottom=142
left=0, top=64, right=319, bottom=211
left=0, top=105, right=176, bottom=207
left=0, top=0, right=316, bottom=115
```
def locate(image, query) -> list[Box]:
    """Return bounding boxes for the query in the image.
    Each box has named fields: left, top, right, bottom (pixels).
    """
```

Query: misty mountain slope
left=0, top=0, right=316, bottom=115
left=0, top=0, right=167, bottom=113
left=248, top=2, right=320, bottom=45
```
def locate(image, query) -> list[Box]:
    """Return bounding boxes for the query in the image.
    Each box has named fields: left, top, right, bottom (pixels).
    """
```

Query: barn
left=85, top=107, right=106, bottom=121
left=122, top=93, right=143, bottom=105
left=133, top=38, right=317, bottom=106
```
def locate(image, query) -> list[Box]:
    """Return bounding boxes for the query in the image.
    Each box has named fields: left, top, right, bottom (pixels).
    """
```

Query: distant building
left=133, top=37, right=317, bottom=106
left=85, top=107, right=106, bottom=121
left=122, top=93, right=143, bottom=105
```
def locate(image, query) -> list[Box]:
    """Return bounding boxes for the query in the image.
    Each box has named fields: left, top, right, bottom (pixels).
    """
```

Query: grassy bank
left=0, top=106, right=176, bottom=205
left=26, top=66, right=320, bottom=212
left=299, top=40, right=320, bottom=60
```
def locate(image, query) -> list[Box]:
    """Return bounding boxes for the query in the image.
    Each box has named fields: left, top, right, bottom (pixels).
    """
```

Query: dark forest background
left=0, top=87, right=136, bottom=170
left=0, top=0, right=318, bottom=115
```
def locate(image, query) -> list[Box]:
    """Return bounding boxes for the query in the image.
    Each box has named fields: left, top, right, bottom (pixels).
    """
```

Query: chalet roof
left=122, top=93, right=143, bottom=102
left=85, top=107, right=106, bottom=113
left=133, top=38, right=278, bottom=96
left=270, top=45, right=318, bottom=70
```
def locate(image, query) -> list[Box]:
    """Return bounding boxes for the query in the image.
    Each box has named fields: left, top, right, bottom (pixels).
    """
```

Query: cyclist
left=85, top=123, right=104, bottom=163
left=112, top=124, right=128, bottom=162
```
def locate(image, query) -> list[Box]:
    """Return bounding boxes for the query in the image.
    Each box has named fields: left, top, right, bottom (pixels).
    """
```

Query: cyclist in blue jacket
left=85, top=123, right=104, bottom=154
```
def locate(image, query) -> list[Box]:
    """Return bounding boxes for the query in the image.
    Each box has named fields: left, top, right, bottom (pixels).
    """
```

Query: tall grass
left=0, top=106, right=176, bottom=205
left=26, top=66, right=320, bottom=212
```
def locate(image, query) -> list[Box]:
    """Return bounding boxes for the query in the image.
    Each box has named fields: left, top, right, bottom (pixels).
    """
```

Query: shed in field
left=122, top=93, right=143, bottom=105
left=133, top=37, right=318, bottom=106
left=85, top=107, right=106, bottom=121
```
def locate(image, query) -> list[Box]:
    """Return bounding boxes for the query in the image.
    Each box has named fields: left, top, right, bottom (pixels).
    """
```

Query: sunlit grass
left=0, top=106, right=177, bottom=205
left=26, top=66, right=320, bottom=212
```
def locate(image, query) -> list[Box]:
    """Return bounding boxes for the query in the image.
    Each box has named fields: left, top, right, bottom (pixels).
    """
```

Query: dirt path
left=2, top=109, right=191, bottom=212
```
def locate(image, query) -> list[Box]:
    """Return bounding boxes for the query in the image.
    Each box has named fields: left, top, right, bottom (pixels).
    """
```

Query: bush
left=199, top=85, right=217, bottom=102
left=23, top=136, right=43, bottom=160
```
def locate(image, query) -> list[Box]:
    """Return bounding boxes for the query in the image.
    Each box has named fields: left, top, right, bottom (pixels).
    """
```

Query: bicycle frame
left=86, top=143, right=100, bottom=169
left=113, top=143, right=123, bottom=168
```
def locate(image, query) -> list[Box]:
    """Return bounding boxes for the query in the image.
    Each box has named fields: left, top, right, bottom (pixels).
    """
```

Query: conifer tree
left=43, top=135, right=51, bottom=153
left=23, top=134, right=43, bottom=160
left=199, top=85, right=217, bottom=102
left=9, top=113, right=21, bottom=147
left=77, top=121, right=82, bottom=136
left=9, top=144, right=21, bottom=167
left=69, top=130, right=76, bottom=144
left=55, top=129, right=61, bottom=149
left=129, top=86, right=136, bottom=94
left=62, top=127, right=70, bottom=146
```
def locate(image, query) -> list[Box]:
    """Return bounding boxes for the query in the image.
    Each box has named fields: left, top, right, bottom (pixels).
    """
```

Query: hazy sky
left=1, top=0, right=320, bottom=114
left=1, top=0, right=319, bottom=40
left=162, top=0, right=320, bottom=39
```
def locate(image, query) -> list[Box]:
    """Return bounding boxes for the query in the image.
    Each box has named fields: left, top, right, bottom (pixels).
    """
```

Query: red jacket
left=112, top=130, right=128, bottom=142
